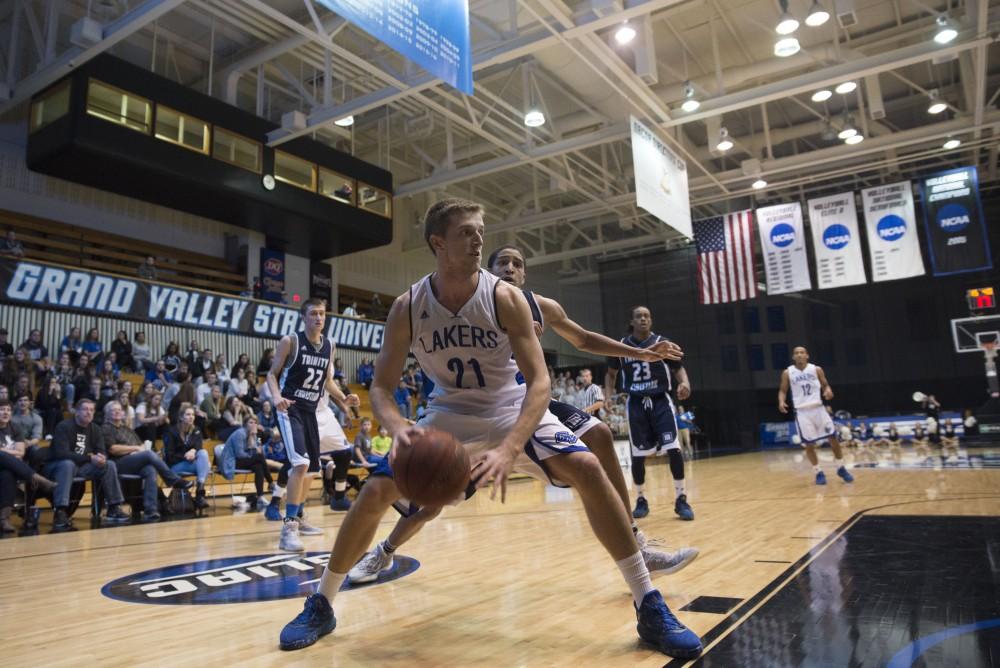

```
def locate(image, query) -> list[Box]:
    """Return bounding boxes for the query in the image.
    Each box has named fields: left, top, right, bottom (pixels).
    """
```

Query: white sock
left=616, top=551, right=655, bottom=607
left=271, top=484, right=285, bottom=500
left=813, top=465, right=822, bottom=473
left=834, top=457, right=844, bottom=467
left=317, top=567, right=347, bottom=603
left=674, top=480, right=685, bottom=498
left=334, top=480, right=347, bottom=492
left=636, top=485, right=645, bottom=498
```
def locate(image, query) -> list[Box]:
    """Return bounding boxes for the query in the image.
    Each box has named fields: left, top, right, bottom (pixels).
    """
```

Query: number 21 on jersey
left=448, top=357, right=485, bottom=388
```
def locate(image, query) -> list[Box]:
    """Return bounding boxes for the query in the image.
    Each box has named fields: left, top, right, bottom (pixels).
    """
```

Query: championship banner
left=309, top=260, right=333, bottom=306
left=860, top=181, right=926, bottom=282
left=755, top=202, right=812, bottom=294
left=806, top=192, right=867, bottom=289
left=0, top=260, right=385, bottom=351
left=919, top=166, right=992, bottom=275
left=259, top=248, right=285, bottom=302
left=630, top=115, right=692, bottom=238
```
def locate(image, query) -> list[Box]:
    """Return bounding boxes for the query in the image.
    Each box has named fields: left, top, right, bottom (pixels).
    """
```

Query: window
left=154, top=105, right=210, bottom=154
left=715, top=307, right=736, bottom=335
left=212, top=128, right=261, bottom=173
left=742, top=307, right=760, bottom=334
left=274, top=150, right=316, bottom=191
left=318, top=169, right=356, bottom=205
left=771, top=343, right=790, bottom=370
left=747, top=344, right=765, bottom=371
left=846, top=339, right=867, bottom=366
left=358, top=183, right=392, bottom=218
left=86, top=80, right=151, bottom=133
left=766, top=305, right=786, bottom=332
left=810, top=303, right=832, bottom=330
left=721, top=345, right=739, bottom=373
left=29, top=80, right=71, bottom=133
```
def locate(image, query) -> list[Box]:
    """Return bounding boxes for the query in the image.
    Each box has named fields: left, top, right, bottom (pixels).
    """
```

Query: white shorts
left=418, top=407, right=590, bottom=487
left=793, top=405, right=835, bottom=444
left=316, top=402, right=351, bottom=452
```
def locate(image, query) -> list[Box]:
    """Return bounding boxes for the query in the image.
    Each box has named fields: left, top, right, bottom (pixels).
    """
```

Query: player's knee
left=560, top=451, right=605, bottom=486
left=357, top=475, right=399, bottom=508
left=582, top=423, right=614, bottom=453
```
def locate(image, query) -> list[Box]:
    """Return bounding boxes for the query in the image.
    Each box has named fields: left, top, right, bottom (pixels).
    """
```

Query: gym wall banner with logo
left=919, top=166, right=992, bottom=276
left=259, top=248, right=285, bottom=302
left=860, top=180, right=926, bottom=282
left=755, top=202, right=812, bottom=295
left=630, top=115, right=692, bottom=238
left=806, top=192, right=867, bottom=289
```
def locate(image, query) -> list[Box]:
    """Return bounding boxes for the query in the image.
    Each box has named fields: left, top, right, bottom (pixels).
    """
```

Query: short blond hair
left=423, top=198, right=484, bottom=254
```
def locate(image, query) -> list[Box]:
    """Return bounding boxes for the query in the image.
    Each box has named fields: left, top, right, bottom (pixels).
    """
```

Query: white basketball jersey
left=787, top=363, right=822, bottom=409
left=410, top=269, right=525, bottom=416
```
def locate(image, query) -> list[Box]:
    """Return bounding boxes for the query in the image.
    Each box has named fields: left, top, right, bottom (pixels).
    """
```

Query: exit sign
left=967, top=287, right=996, bottom=311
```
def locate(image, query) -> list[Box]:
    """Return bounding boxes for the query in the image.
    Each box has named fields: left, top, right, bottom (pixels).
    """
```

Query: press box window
left=319, top=169, right=356, bottom=205
left=154, top=105, right=210, bottom=154
left=86, top=80, right=151, bottom=133
left=359, top=183, right=392, bottom=218
left=213, top=128, right=261, bottom=173
left=274, top=151, right=316, bottom=191
left=29, top=80, right=71, bottom=133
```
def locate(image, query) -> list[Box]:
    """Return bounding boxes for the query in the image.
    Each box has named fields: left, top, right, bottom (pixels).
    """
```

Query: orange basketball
left=393, top=428, right=471, bottom=507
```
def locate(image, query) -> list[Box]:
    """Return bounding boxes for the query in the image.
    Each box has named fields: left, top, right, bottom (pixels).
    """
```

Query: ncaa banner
left=756, top=202, right=812, bottom=294
left=0, top=260, right=385, bottom=351
left=630, top=115, right=692, bottom=238
left=861, top=181, right=926, bottom=282
left=807, top=192, right=867, bottom=289
left=919, top=166, right=992, bottom=275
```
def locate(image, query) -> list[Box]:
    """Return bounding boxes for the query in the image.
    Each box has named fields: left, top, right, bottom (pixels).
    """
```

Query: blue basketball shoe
left=815, top=471, right=827, bottom=485
left=635, top=590, right=702, bottom=659
left=265, top=501, right=282, bottom=521
left=836, top=466, right=854, bottom=483
left=633, top=496, right=649, bottom=519
left=674, top=494, right=694, bottom=521
left=279, top=593, right=337, bottom=650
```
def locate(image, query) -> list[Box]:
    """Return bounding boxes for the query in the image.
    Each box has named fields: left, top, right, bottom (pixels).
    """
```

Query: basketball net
left=982, top=341, right=1000, bottom=398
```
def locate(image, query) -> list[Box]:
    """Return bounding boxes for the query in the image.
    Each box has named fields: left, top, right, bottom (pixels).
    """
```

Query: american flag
left=693, top=210, right=759, bottom=304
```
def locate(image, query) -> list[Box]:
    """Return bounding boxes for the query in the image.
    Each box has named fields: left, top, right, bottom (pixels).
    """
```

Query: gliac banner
left=807, top=192, right=867, bottom=289
left=920, top=166, right=992, bottom=276
left=861, top=181, right=926, bottom=282
left=755, top=202, right=812, bottom=295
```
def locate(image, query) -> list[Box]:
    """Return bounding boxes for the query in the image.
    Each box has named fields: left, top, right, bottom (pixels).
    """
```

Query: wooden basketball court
left=3, top=447, right=998, bottom=667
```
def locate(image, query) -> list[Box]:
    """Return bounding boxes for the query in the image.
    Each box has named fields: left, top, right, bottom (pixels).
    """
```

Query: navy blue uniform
left=608, top=334, right=683, bottom=457
left=277, top=331, right=331, bottom=472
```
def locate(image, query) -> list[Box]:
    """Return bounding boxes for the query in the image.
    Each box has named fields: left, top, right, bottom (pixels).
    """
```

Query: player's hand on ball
left=275, top=397, right=295, bottom=412
left=388, top=425, right=422, bottom=468
left=471, top=445, right=517, bottom=503
left=647, top=340, right=683, bottom=361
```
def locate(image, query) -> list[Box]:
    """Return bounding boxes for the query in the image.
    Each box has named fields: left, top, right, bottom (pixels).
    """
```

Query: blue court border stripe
left=885, top=618, right=1000, bottom=668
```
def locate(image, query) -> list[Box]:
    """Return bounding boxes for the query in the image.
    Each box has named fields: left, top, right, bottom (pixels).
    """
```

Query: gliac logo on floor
left=937, top=202, right=971, bottom=233
left=101, top=552, right=419, bottom=605
left=770, top=223, right=796, bottom=248
left=877, top=215, right=907, bottom=242
left=822, top=224, right=851, bottom=250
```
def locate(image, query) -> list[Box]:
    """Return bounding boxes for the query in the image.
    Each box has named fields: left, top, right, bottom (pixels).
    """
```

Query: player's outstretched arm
left=370, top=293, right=413, bottom=439
left=816, top=366, right=834, bottom=400
left=537, top=294, right=681, bottom=361
left=267, top=335, right=294, bottom=412
left=777, top=369, right=790, bottom=413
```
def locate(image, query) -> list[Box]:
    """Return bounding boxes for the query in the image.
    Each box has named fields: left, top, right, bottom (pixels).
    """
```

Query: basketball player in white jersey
left=778, top=346, right=854, bottom=485
left=278, top=199, right=702, bottom=659
left=346, top=244, right=699, bottom=584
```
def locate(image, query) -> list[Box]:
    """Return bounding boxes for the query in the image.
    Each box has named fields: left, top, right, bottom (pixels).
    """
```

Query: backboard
left=951, top=315, right=1000, bottom=353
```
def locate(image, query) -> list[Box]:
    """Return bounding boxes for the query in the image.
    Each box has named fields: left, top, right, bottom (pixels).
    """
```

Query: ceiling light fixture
left=334, top=115, right=354, bottom=127
left=614, top=21, right=637, bottom=45
left=837, top=113, right=857, bottom=140
left=834, top=81, right=857, bottom=94
left=523, top=109, right=545, bottom=127
left=805, top=0, right=830, bottom=26
left=933, top=15, right=958, bottom=44
left=775, top=0, right=799, bottom=34
left=716, top=127, right=734, bottom=152
left=844, top=134, right=864, bottom=145
left=811, top=89, right=832, bottom=102
left=927, top=89, right=947, bottom=114
left=943, top=137, right=961, bottom=150
left=681, top=81, right=700, bottom=112
left=752, top=178, right=768, bottom=189
left=774, top=36, right=801, bottom=57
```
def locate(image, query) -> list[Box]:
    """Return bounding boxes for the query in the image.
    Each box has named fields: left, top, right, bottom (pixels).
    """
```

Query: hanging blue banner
left=317, top=0, right=473, bottom=95
left=919, top=166, right=992, bottom=276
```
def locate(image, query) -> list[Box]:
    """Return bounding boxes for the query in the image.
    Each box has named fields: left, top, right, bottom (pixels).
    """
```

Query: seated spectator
left=60, top=327, right=83, bottom=363
left=357, top=357, right=374, bottom=389
left=132, top=331, right=153, bottom=372
left=0, top=229, right=24, bottom=258
left=257, top=399, right=277, bottom=431
left=353, top=418, right=379, bottom=467
left=10, top=347, right=38, bottom=397
left=394, top=380, right=411, bottom=418
left=168, top=373, right=205, bottom=428
left=12, top=372, right=34, bottom=402
left=218, top=395, right=251, bottom=441
left=138, top=381, right=158, bottom=413
left=162, top=363, right=187, bottom=408
left=214, top=353, right=231, bottom=390
left=78, top=377, right=103, bottom=410
left=36, top=377, right=64, bottom=437
left=43, top=399, right=130, bottom=530
left=110, top=330, right=133, bottom=372
left=415, top=398, right=427, bottom=421
left=81, top=327, right=103, bottom=367
left=11, top=394, right=42, bottom=448
left=333, top=357, right=346, bottom=382
left=163, top=406, right=209, bottom=509
left=98, top=359, right=119, bottom=399
left=191, top=347, right=214, bottom=382
left=115, top=389, right=135, bottom=428
left=225, top=415, right=274, bottom=507
left=102, top=401, right=192, bottom=522
left=196, top=370, right=220, bottom=405
left=227, top=367, right=250, bottom=402
left=161, top=341, right=181, bottom=377
left=371, top=425, right=392, bottom=459
left=0, top=328, right=12, bottom=359
left=138, top=255, right=158, bottom=280
left=51, top=352, right=75, bottom=407
left=71, top=352, right=94, bottom=398
left=0, top=399, right=54, bottom=533
left=256, top=348, right=274, bottom=376
left=334, top=182, right=353, bottom=201
left=134, top=391, right=168, bottom=444
left=200, top=385, right=224, bottom=438
left=145, top=359, right=170, bottom=391
left=342, top=300, right=359, bottom=317
left=402, top=365, right=419, bottom=398
left=370, top=292, right=385, bottom=320
left=231, top=353, right=251, bottom=380
left=184, top=340, right=201, bottom=369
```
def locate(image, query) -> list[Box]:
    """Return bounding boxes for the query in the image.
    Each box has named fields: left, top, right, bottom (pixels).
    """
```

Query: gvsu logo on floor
left=769, top=223, right=796, bottom=248
left=876, top=215, right=907, bottom=242
left=102, top=552, right=419, bottom=605
left=822, top=224, right=851, bottom=250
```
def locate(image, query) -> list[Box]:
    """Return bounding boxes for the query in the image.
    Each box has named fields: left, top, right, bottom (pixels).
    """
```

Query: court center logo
left=936, top=202, right=971, bottom=233
left=102, top=552, right=419, bottom=605
left=876, top=214, right=907, bottom=242
left=822, top=224, right=851, bottom=250
left=770, top=223, right=796, bottom=248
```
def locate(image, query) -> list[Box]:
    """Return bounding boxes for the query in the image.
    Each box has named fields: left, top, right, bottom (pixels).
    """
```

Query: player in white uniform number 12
left=278, top=198, right=702, bottom=660
left=778, top=346, right=854, bottom=486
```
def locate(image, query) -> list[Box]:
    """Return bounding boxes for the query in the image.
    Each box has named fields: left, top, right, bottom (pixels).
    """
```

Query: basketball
left=393, top=428, right=471, bottom=507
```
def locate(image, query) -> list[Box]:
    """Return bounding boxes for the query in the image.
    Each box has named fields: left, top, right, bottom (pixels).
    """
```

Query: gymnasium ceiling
left=1, top=0, right=999, bottom=279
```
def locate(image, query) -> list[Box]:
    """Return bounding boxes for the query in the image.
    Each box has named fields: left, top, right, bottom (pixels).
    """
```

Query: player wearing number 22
left=278, top=198, right=702, bottom=660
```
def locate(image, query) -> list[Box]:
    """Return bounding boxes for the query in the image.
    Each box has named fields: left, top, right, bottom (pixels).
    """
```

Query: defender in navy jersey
left=606, top=306, right=694, bottom=522
left=266, top=298, right=359, bottom=553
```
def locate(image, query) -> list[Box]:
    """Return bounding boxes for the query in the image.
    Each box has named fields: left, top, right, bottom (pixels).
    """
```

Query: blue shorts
left=547, top=400, right=603, bottom=437
left=276, top=405, right=320, bottom=473
left=626, top=393, right=678, bottom=457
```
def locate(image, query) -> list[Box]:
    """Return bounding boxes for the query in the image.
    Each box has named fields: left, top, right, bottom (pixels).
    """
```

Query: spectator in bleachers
left=161, top=341, right=181, bottom=377
left=0, top=357, right=11, bottom=391
left=191, top=347, right=213, bottom=382
left=21, top=329, right=49, bottom=371
left=138, top=256, right=158, bottom=280
left=162, top=363, right=188, bottom=408
left=370, top=292, right=385, bottom=320
left=333, top=357, right=345, bottom=382
left=0, top=399, right=54, bottom=533
left=0, top=229, right=24, bottom=258
left=60, top=327, right=83, bottom=363
left=78, top=377, right=104, bottom=417
left=219, top=395, right=251, bottom=441
left=102, top=400, right=192, bottom=522
left=256, top=348, right=274, bottom=377
left=145, top=359, right=170, bottom=391
left=394, top=380, right=411, bottom=419
left=357, top=357, right=374, bottom=390
left=45, top=398, right=131, bottom=530
left=115, top=389, right=135, bottom=428
left=214, top=353, right=231, bottom=390
left=257, top=399, right=277, bottom=431
left=134, top=391, right=168, bottom=444
left=11, top=394, right=42, bottom=448
left=167, top=373, right=201, bottom=426
left=402, top=365, right=419, bottom=399
left=98, top=359, right=119, bottom=400
left=105, top=351, right=121, bottom=372
left=132, top=331, right=152, bottom=372
left=227, top=366, right=250, bottom=402
left=200, top=385, right=224, bottom=438
left=13, top=373, right=35, bottom=404
left=353, top=418, right=378, bottom=468
left=0, top=328, right=12, bottom=359
left=231, top=353, right=251, bottom=380
left=70, top=352, right=93, bottom=399
left=110, top=330, right=133, bottom=372
left=196, top=370, right=219, bottom=405
left=51, top=352, right=75, bottom=408
left=342, top=300, right=359, bottom=317
left=163, top=405, right=209, bottom=509
left=184, top=340, right=201, bottom=370
left=371, top=425, right=392, bottom=460
left=82, top=328, right=103, bottom=367
left=226, top=414, right=274, bottom=507
left=9, top=349, right=37, bottom=397
left=0, top=386, right=8, bottom=402
left=415, top=398, right=427, bottom=421
left=36, top=377, right=63, bottom=437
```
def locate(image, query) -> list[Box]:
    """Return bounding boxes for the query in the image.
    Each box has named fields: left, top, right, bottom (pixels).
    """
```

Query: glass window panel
left=154, top=105, right=209, bottom=154
left=766, top=305, right=786, bottom=332
left=29, top=80, right=71, bottom=133
left=274, top=151, right=316, bottom=191
left=212, top=128, right=261, bottom=173
left=86, top=80, right=151, bottom=133
left=318, top=168, right=356, bottom=205
left=358, top=183, right=392, bottom=218
left=770, top=342, right=790, bottom=370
